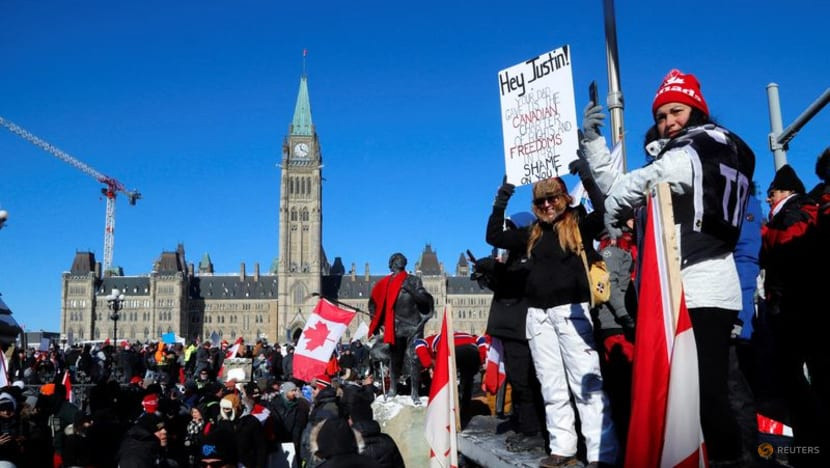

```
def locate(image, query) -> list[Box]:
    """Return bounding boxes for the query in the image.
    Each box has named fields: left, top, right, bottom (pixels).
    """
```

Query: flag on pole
left=425, top=308, right=459, bottom=468
left=482, top=335, right=506, bottom=395
left=569, top=139, right=624, bottom=209
left=625, top=185, right=705, bottom=467
left=62, top=370, right=73, bottom=402
left=293, top=299, right=356, bottom=383
left=225, top=336, right=244, bottom=360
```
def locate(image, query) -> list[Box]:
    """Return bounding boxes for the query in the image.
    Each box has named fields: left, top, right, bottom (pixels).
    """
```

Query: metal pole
left=777, top=88, right=830, bottom=150
left=766, top=83, right=788, bottom=170
left=603, top=0, right=627, bottom=172
left=767, top=85, right=830, bottom=171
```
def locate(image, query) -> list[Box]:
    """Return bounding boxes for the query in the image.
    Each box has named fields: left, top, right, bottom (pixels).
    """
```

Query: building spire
left=291, top=49, right=313, bottom=136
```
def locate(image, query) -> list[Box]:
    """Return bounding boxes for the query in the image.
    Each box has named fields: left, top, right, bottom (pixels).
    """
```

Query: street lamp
left=106, top=288, right=125, bottom=342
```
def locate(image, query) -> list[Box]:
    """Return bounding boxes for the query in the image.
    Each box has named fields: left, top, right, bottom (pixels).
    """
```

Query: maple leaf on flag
left=304, top=321, right=330, bottom=351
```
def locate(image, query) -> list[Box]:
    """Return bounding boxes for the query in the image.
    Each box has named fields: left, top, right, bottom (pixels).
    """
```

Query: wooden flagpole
left=443, top=304, right=461, bottom=432
left=653, top=183, right=683, bottom=326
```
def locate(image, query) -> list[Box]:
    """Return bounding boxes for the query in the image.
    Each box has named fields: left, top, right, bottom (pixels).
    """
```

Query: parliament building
left=60, top=73, right=493, bottom=345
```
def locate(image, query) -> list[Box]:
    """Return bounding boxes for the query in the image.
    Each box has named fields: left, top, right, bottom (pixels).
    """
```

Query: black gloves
left=470, top=257, right=497, bottom=289
left=493, top=181, right=515, bottom=210
left=582, top=101, right=606, bottom=141
left=569, top=159, right=590, bottom=179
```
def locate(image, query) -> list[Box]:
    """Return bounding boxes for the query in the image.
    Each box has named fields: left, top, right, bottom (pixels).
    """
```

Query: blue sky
left=2, top=1, right=828, bottom=333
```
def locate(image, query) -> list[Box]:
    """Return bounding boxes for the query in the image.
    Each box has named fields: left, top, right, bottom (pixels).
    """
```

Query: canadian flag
left=293, top=299, right=356, bottom=383
left=62, top=370, right=73, bottom=403
left=482, top=335, right=506, bottom=395
left=625, top=186, right=706, bottom=467
left=424, top=309, right=459, bottom=468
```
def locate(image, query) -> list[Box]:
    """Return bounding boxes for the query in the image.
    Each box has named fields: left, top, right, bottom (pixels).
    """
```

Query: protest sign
left=498, top=45, right=579, bottom=185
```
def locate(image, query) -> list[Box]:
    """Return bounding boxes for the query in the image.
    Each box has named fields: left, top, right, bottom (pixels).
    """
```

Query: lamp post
left=106, top=288, right=125, bottom=343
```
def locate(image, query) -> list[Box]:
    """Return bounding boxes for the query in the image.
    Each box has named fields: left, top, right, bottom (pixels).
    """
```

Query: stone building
left=60, top=71, right=493, bottom=345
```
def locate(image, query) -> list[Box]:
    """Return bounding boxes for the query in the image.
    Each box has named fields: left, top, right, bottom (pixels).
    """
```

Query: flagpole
left=310, top=292, right=370, bottom=317
left=443, top=305, right=460, bottom=433
left=603, top=0, right=627, bottom=172
left=653, top=183, right=682, bottom=326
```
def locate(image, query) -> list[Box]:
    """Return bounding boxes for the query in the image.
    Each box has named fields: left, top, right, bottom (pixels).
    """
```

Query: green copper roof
left=290, top=75, right=313, bottom=136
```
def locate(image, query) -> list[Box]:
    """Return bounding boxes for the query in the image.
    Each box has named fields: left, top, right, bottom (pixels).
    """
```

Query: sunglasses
left=533, top=193, right=563, bottom=207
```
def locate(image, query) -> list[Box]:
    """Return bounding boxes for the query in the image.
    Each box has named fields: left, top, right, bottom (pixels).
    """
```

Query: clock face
left=294, top=143, right=309, bottom=158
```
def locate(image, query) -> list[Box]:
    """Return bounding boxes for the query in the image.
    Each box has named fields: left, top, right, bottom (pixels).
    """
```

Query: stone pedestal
left=372, top=395, right=429, bottom=466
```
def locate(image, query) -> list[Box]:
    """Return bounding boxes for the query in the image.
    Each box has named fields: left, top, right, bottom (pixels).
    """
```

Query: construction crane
left=0, top=115, right=141, bottom=272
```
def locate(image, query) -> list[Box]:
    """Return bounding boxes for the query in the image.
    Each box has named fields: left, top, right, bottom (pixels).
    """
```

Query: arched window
left=144, top=328, right=150, bottom=340
left=291, top=208, right=297, bottom=221
left=302, top=208, right=309, bottom=221
left=290, top=177, right=295, bottom=194
left=306, top=177, right=312, bottom=194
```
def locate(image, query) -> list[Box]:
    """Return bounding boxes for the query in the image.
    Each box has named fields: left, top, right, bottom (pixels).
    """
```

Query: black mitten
left=493, top=182, right=515, bottom=210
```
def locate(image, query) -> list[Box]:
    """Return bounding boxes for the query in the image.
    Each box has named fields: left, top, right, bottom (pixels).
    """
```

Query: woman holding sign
left=580, top=69, right=756, bottom=465
left=486, top=175, right=617, bottom=468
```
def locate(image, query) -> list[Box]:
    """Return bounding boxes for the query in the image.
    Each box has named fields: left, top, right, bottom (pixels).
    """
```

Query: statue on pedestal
left=368, top=253, right=434, bottom=400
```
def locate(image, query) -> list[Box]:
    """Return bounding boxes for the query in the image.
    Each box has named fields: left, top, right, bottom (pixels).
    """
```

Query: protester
left=199, top=427, right=238, bottom=468
left=309, top=417, right=382, bottom=468
left=339, top=369, right=376, bottom=423
left=486, top=175, right=617, bottom=467
left=62, top=412, right=94, bottom=468
left=582, top=69, right=756, bottom=465
left=729, top=181, right=763, bottom=464
left=117, top=413, right=173, bottom=467
left=215, top=392, right=267, bottom=468
left=349, top=416, right=405, bottom=468
left=269, top=380, right=310, bottom=467
left=761, top=164, right=826, bottom=465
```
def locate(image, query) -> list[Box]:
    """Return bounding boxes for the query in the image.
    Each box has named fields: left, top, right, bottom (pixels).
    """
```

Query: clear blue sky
left=2, top=1, right=828, bottom=333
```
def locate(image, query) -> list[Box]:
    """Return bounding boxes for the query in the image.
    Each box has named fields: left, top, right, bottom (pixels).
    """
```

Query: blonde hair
left=527, top=177, right=581, bottom=257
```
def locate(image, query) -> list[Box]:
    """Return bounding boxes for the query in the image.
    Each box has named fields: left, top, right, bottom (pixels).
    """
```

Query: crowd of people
left=2, top=68, right=828, bottom=468
left=0, top=337, right=404, bottom=468
left=473, top=69, right=829, bottom=468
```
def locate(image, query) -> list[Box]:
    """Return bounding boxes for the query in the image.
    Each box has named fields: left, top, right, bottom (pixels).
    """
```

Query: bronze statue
left=368, top=253, right=434, bottom=399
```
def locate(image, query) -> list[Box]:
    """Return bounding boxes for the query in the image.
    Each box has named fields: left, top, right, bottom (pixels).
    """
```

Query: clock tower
left=276, top=72, right=324, bottom=338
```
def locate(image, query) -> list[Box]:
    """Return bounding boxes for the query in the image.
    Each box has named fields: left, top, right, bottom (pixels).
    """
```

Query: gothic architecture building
left=60, top=72, right=493, bottom=345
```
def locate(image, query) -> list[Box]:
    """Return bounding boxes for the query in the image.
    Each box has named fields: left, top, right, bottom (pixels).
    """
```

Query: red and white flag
left=625, top=187, right=706, bottom=468
left=482, top=335, right=506, bottom=395
left=225, top=337, right=244, bottom=360
left=425, top=309, right=459, bottom=468
left=62, top=370, right=73, bottom=402
left=293, top=299, right=356, bottom=383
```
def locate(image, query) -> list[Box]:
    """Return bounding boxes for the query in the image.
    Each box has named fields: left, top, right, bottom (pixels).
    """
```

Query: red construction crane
left=1, top=115, right=141, bottom=272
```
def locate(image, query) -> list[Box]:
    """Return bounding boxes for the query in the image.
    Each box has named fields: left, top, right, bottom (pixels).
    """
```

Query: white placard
left=498, top=45, right=579, bottom=186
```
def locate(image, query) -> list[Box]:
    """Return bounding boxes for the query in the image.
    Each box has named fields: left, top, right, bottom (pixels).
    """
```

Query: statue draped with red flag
left=368, top=252, right=434, bottom=400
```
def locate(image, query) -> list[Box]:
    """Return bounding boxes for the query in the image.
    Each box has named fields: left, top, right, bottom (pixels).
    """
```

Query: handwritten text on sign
left=499, top=45, right=578, bottom=186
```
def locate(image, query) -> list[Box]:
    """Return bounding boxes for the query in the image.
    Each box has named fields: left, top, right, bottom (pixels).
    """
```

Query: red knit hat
left=652, top=69, right=709, bottom=117
left=314, top=374, right=332, bottom=390
left=142, top=394, right=158, bottom=413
